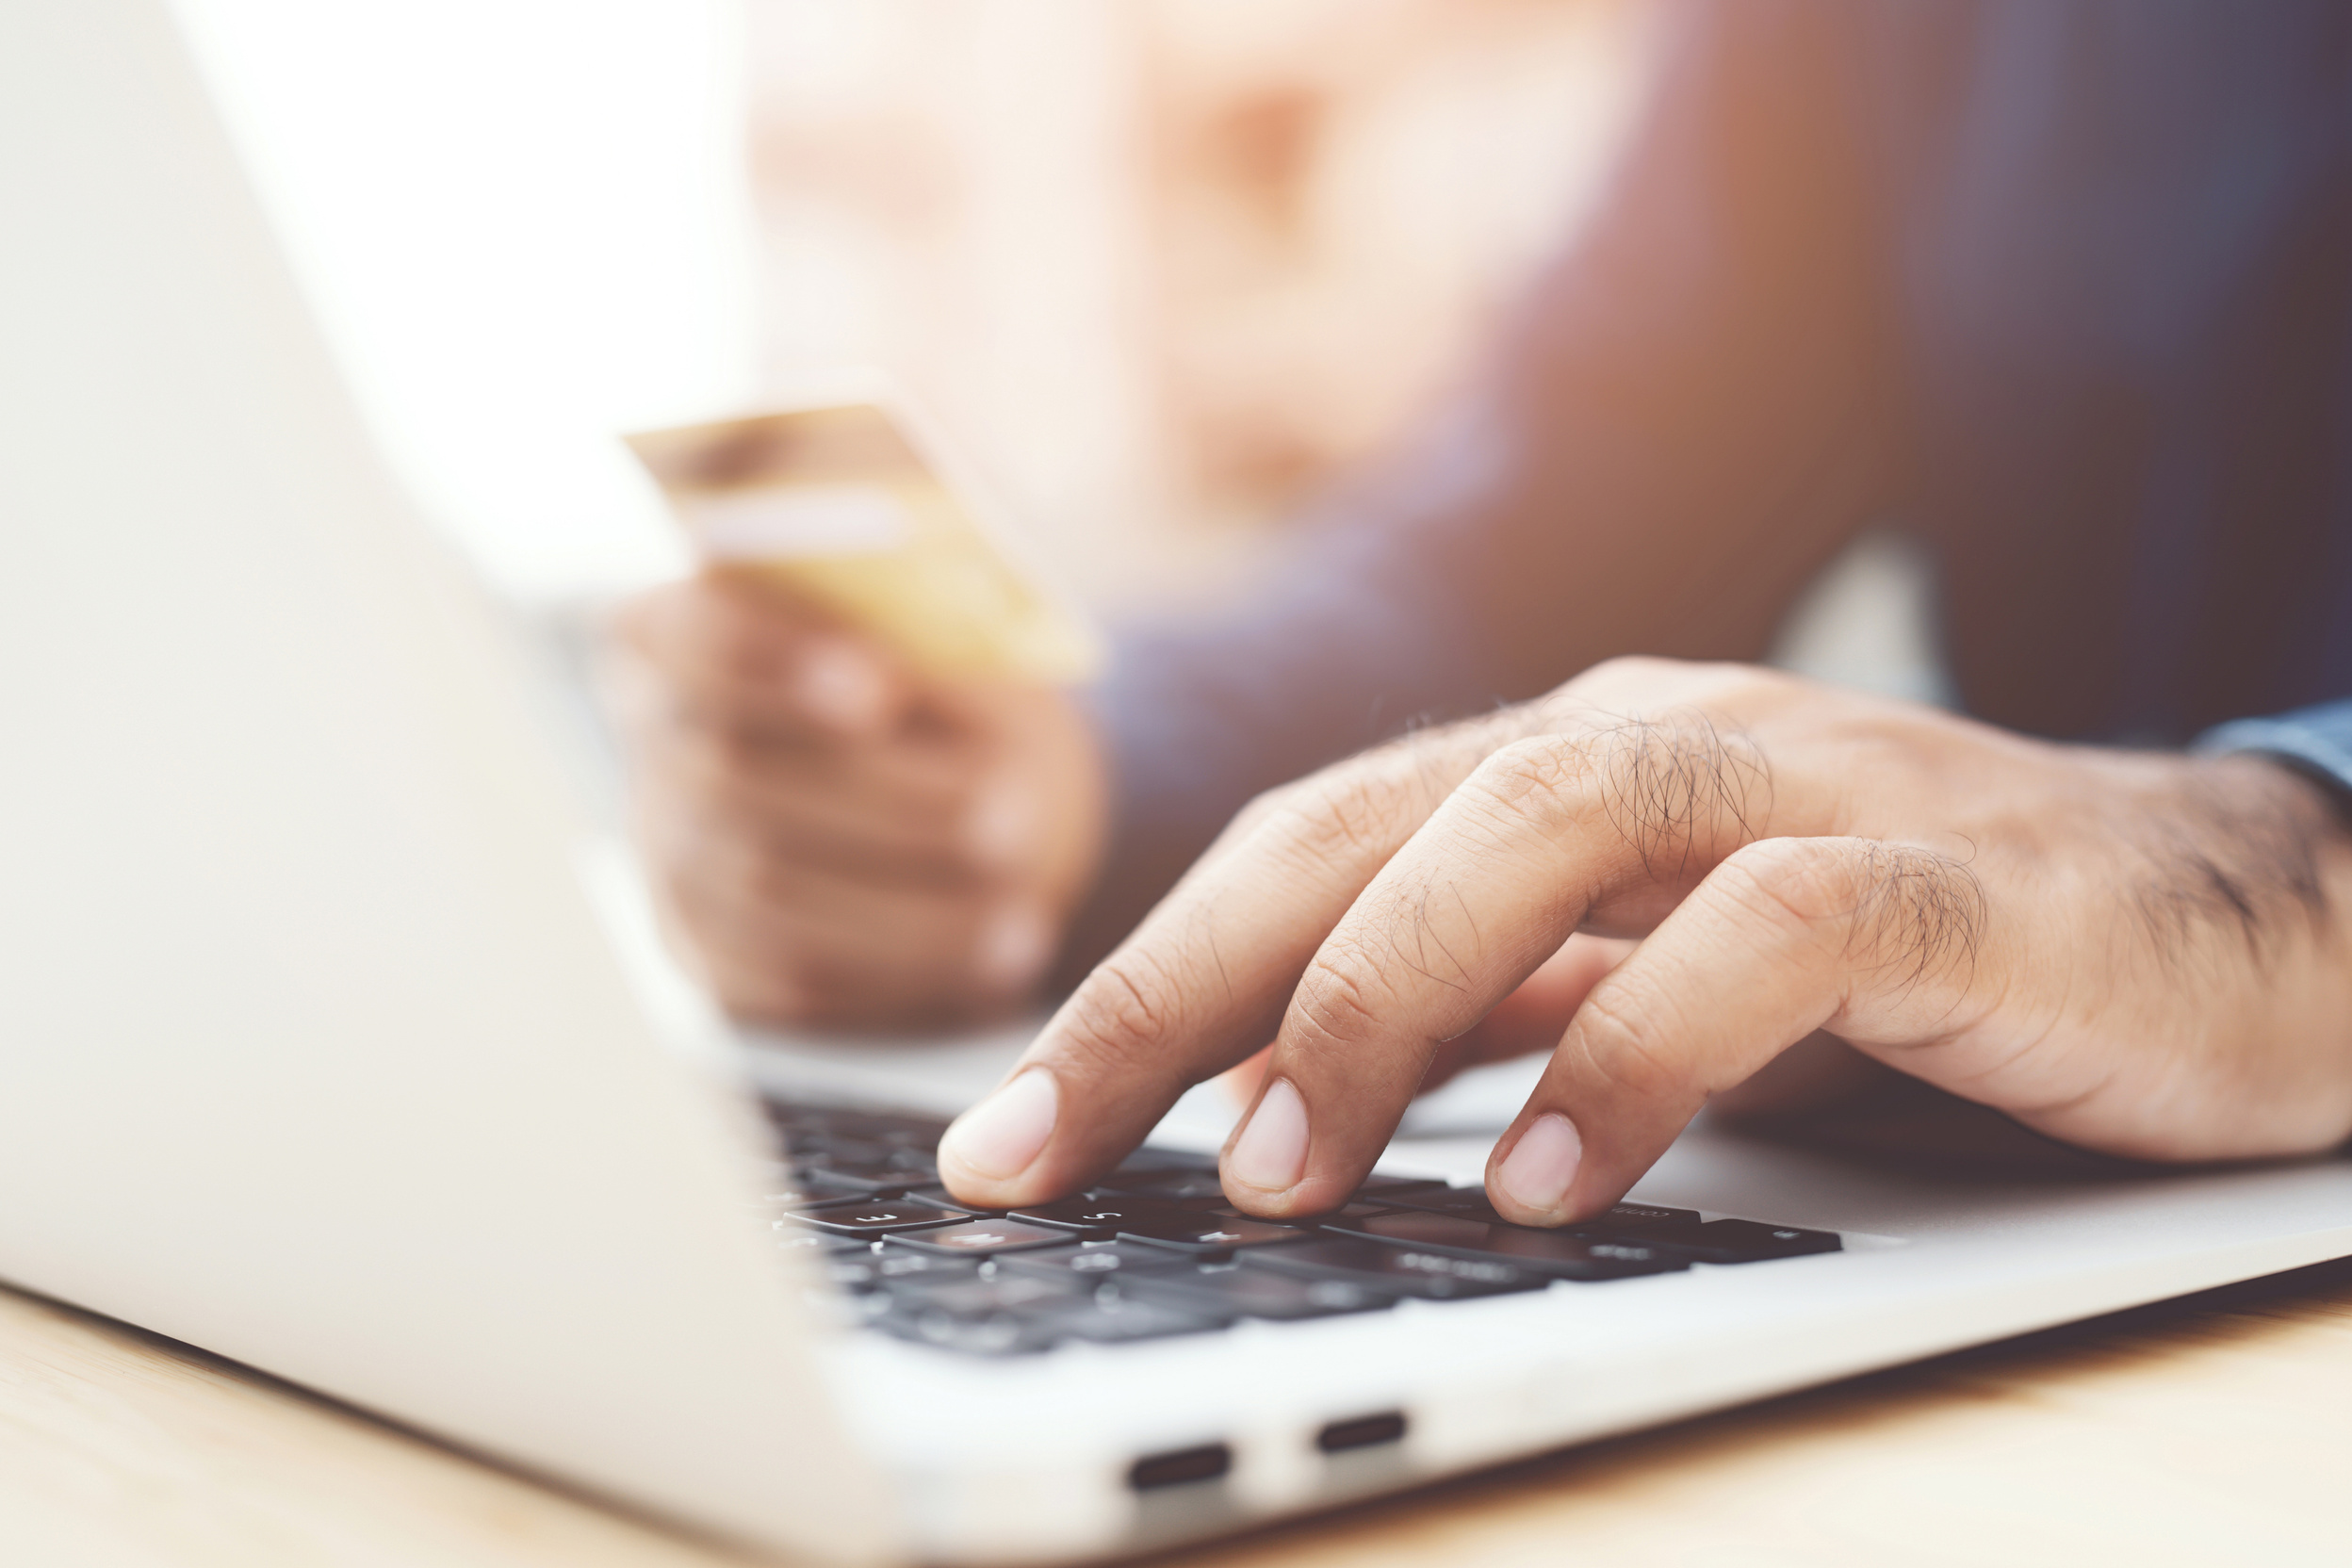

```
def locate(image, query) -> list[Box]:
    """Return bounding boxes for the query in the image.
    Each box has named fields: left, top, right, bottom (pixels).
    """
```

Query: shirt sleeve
left=2195, top=700, right=2352, bottom=810
left=1055, top=2, right=1905, bottom=980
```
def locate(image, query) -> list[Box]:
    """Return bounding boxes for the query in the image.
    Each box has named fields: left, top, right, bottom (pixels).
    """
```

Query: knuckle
left=1567, top=978, right=1687, bottom=1100
left=1057, top=950, right=1186, bottom=1070
left=1285, top=940, right=1395, bottom=1059
left=1462, top=734, right=1593, bottom=817
left=1719, top=836, right=1986, bottom=986
left=1274, top=763, right=1414, bottom=865
left=1718, top=837, right=1865, bottom=928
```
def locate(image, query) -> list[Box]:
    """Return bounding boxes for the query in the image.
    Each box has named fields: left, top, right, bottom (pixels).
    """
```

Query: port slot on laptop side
left=1315, top=1412, right=1408, bottom=1454
left=1127, top=1443, right=1233, bottom=1492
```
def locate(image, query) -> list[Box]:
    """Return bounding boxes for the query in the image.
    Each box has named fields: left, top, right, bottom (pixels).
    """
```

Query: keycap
left=1248, top=1236, right=1547, bottom=1299
left=1348, top=1174, right=1452, bottom=1200
left=787, top=1202, right=968, bottom=1237
left=1041, top=1289, right=1233, bottom=1345
left=827, top=1247, right=982, bottom=1291
left=1380, top=1186, right=1508, bottom=1219
left=996, top=1240, right=1200, bottom=1282
left=1122, top=1260, right=1402, bottom=1322
left=1325, top=1209, right=1690, bottom=1281
left=884, top=1217, right=1077, bottom=1257
left=1090, top=1168, right=1231, bottom=1201
left=775, top=1227, right=866, bottom=1256
left=827, top=1110, right=951, bottom=1148
left=1576, top=1201, right=1705, bottom=1236
left=1110, top=1146, right=1222, bottom=1175
left=792, top=1161, right=913, bottom=1198
left=1010, top=1197, right=1183, bottom=1240
left=874, top=1271, right=1102, bottom=1355
left=887, top=1271, right=1086, bottom=1315
left=759, top=1180, right=854, bottom=1212
left=899, top=1184, right=1004, bottom=1216
left=1114, top=1204, right=1315, bottom=1253
left=800, top=1152, right=939, bottom=1196
left=1674, top=1218, right=1841, bottom=1263
left=1383, top=1188, right=1707, bottom=1241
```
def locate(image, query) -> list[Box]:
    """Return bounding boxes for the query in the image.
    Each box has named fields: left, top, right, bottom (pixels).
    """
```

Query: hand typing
left=939, top=658, right=2352, bottom=1223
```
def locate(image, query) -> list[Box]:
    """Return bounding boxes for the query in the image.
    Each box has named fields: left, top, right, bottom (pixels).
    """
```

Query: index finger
left=934, top=714, right=1529, bottom=1207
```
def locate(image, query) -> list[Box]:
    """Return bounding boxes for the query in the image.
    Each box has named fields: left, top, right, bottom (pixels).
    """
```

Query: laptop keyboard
left=761, top=1097, right=1842, bottom=1356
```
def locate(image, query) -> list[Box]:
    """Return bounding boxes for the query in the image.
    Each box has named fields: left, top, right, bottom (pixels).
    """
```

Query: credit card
left=625, top=397, right=1102, bottom=685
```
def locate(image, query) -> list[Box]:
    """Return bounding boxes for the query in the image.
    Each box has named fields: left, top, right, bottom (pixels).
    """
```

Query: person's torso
left=1874, top=1, right=2352, bottom=741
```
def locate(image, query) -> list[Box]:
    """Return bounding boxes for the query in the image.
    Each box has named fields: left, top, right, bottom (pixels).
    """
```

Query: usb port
left=1126, top=1443, right=1233, bottom=1492
left=1315, top=1412, right=1408, bottom=1453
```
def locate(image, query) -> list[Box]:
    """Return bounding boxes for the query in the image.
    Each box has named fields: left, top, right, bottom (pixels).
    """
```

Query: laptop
left=5, top=2, right=2350, bottom=1561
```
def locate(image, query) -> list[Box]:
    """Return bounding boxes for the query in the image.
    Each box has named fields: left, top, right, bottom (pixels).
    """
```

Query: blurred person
left=615, top=1, right=2352, bottom=1227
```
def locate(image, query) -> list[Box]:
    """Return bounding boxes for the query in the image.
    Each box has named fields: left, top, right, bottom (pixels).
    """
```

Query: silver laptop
left=6, top=3, right=2351, bottom=1562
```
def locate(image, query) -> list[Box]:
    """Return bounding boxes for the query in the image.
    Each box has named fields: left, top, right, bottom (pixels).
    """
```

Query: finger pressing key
left=936, top=720, right=1525, bottom=1210
left=1219, top=716, right=1776, bottom=1217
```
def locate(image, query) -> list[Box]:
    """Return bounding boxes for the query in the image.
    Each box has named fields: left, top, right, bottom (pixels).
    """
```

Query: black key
left=1122, top=1260, right=1401, bottom=1322
left=1571, top=1202, right=1705, bottom=1238
left=760, top=1179, right=858, bottom=1211
left=1248, top=1236, right=1546, bottom=1299
left=884, top=1217, right=1078, bottom=1257
left=1010, top=1197, right=1182, bottom=1240
left=799, top=1139, right=940, bottom=1192
left=900, top=1184, right=1004, bottom=1216
left=828, top=1110, right=952, bottom=1148
left=1379, top=1187, right=1707, bottom=1239
left=1675, top=1218, right=1842, bottom=1264
left=888, top=1271, right=1086, bottom=1315
left=1110, top=1146, right=1221, bottom=1175
left=1326, top=1209, right=1689, bottom=1281
left=875, top=1275, right=1087, bottom=1356
left=827, top=1247, right=983, bottom=1292
left=1380, top=1186, right=1506, bottom=1219
left=760, top=1102, right=834, bottom=1139
left=1348, top=1174, right=1452, bottom=1201
left=793, top=1161, right=913, bottom=1198
left=801, top=1135, right=893, bottom=1165
left=1115, top=1205, right=1316, bottom=1253
left=879, top=1270, right=1112, bottom=1354
left=1041, top=1289, right=1233, bottom=1345
left=787, top=1201, right=968, bottom=1237
left=880, top=1145, right=941, bottom=1174
left=775, top=1227, right=867, bottom=1257
left=1090, top=1168, right=1231, bottom=1201
left=996, top=1240, right=1200, bottom=1282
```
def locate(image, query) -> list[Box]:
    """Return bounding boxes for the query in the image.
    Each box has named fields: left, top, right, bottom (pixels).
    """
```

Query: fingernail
left=795, top=642, right=885, bottom=729
left=1227, top=1077, right=1310, bottom=1194
left=1495, top=1112, right=1582, bottom=1215
left=975, top=904, right=1052, bottom=993
left=940, top=1070, right=1059, bottom=1182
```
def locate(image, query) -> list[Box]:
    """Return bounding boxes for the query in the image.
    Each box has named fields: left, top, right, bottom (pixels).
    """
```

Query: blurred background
left=175, top=0, right=1658, bottom=616
left=177, top=0, right=1940, bottom=705
left=747, top=0, right=1654, bottom=613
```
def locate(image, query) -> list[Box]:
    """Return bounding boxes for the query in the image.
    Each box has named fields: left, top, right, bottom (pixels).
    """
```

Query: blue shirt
left=1074, top=0, right=2352, bottom=956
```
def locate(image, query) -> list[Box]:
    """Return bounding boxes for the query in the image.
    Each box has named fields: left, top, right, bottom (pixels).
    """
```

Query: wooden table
left=5, top=1260, right=2348, bottom=1568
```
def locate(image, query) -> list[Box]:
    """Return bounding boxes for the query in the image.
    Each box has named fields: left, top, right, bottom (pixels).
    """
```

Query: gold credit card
left=625, top=398, right=1102, bottom=685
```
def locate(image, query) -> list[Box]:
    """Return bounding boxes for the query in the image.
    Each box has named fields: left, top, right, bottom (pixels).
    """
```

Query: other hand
left=938, top=658, right=2352, bottom=1221
left=610, top=571, right=1106, bottom=1029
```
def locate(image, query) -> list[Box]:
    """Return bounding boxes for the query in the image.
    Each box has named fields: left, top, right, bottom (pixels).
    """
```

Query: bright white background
left=171, top=0, right=758, bottom=603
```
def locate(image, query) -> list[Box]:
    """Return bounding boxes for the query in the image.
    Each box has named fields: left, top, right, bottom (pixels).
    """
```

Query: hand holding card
left=613, top=397, right=1110, bottom=1029
left=626, top=399, right=1101, bottom=687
